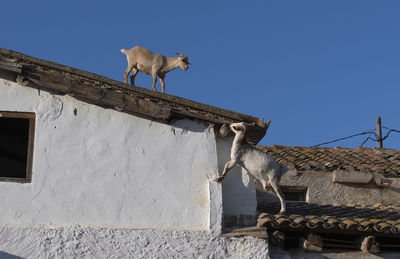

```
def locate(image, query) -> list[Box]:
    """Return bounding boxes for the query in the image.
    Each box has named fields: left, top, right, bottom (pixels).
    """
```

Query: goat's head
left=230, top=122, right=247, bottom=135
left=176, top=53, right=190, bottom=71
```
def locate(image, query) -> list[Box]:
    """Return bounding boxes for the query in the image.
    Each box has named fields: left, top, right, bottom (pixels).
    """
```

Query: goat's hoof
left=214, top=177, right=224, bottom=182
left=278, top=211, right=286, bottom=215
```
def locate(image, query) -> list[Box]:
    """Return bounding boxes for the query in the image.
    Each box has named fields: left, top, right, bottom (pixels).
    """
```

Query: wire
left=360, top=136, right=377, bottom=147
left=312, top=125, right=400, bottom=148
left=312, top=130, right=376, bottom=147
left=381, top=128, right=400, bottom=141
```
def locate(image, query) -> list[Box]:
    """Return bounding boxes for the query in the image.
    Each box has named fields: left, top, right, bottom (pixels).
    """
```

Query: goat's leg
left=215, top=160, right=236, bottom=182
left=124, top=64, right=134, bottom=84
left=270, top=180, right=286, bottom=214
left=151, top=74, right=157, bottom=92
left=159, top=76, right=165, bottom=93
left=130, top=68, right=138, bottom=86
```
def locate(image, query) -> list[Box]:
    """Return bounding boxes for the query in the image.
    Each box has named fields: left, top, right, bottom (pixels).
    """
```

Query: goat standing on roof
left=120, top=46, right=189, bottom=93
left=215, top=122, right=288, bottom=214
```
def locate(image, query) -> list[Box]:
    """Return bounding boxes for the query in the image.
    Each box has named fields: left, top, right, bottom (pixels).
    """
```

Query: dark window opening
left=281, top=186, right=307, bottom=202
left=0, top=112, right=35, bottom=183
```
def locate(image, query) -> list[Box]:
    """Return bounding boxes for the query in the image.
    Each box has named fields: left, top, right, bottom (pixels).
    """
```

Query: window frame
left=0, top=111, right=35, bottom=183
left=280, top=186, right=308, bottom=202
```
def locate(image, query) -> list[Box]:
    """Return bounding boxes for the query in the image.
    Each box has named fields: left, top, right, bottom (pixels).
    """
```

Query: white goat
left=215, top=122, right=287, bottom=214
left=120, top=46, right=189, bottom=93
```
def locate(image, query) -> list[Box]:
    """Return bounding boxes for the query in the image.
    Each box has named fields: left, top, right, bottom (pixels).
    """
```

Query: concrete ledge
left=333, top=171, right=373, bottom=184
left=222, top=226, right=268, bottom=239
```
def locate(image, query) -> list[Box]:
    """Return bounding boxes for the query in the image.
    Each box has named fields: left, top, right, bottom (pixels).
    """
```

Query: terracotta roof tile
left=258, top=145, right=400, bottom=177
left=257, top=202, right=400, bottom=235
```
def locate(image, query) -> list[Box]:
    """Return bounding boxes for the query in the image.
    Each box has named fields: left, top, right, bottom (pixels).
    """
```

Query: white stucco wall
left=0, top=78, right=221, bottom=230
left=0, top=225, right=269, bottom=258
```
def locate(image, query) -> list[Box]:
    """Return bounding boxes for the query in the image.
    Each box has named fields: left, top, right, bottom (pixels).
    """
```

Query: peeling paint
left=35, top=95, right=64, bottom=121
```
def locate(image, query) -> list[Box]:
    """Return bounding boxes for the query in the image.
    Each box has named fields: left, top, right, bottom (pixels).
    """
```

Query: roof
left=258, top=202, right=400, bottom=236
left=258, top=145, right=400, bottom=178
left=0, top=48, right=268, bottom=144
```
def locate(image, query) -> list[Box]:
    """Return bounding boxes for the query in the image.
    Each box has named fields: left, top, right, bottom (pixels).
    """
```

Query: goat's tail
left=120, top=48, right=128, bottom=55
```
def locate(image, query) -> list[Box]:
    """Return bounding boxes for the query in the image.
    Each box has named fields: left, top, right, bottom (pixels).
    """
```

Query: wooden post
left=377, top=117, right=383, bottom=148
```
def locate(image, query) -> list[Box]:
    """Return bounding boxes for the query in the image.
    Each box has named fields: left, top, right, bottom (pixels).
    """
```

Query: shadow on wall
left=171, top=119, right=208, bottom=133
left=0, top=251, right=24, bottom=259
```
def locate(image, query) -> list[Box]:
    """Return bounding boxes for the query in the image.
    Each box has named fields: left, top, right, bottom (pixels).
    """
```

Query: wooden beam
left=0, top=48, right=269, bottom=143
left=21, top=68, right=172, bottom=121
left=0, top=48, right=268, bottom=130
left=0, top=60, right=22, bottom=73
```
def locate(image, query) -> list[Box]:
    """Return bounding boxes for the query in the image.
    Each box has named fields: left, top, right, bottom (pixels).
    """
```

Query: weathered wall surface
left=0, top=78, right=220, bottom=230
left=0, top=225, right=269, bottom=258
left=216, top=137, right=257, bottom=227
left=264, top=169, right=400, bottom=206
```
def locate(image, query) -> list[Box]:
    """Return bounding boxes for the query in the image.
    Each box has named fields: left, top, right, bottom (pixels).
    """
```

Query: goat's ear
left=177, top=53, right=188, bottom=59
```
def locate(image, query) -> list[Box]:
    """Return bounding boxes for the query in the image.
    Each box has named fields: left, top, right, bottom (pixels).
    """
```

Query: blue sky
left=2, top=1, right=400, bottom=149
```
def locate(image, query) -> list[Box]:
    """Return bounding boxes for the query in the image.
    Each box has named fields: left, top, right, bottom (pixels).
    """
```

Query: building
left=0, top=48, right=269, bottom=258
left=2, top=47, right=399, bottom=258
left=257, top=145, right=400, bottom=258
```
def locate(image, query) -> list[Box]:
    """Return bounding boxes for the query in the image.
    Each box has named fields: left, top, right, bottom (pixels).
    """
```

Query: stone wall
left=261, top=169, right=400, bottom=206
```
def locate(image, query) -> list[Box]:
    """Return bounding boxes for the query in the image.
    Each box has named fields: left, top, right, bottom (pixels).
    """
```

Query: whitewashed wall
left=0, top=225, right=269, bottom=258
left=0, top=78, right=221, bottom=230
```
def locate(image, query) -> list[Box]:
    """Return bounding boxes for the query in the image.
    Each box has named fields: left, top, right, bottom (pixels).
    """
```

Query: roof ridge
left=258, top=144, right=400, bottom=153
left=0, top=47, right=266, bottom=127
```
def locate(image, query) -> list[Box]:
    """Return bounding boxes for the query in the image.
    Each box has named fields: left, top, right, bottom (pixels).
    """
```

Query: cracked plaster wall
left=0, top=78, right=222, bottom=230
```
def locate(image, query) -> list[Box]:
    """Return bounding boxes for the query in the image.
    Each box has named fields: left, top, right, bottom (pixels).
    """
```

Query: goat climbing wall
left=216, top=137, right=258, bottom=227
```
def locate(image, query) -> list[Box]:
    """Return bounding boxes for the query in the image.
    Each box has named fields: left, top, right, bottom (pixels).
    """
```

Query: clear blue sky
left=2, top=1, right=400, bottom=149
